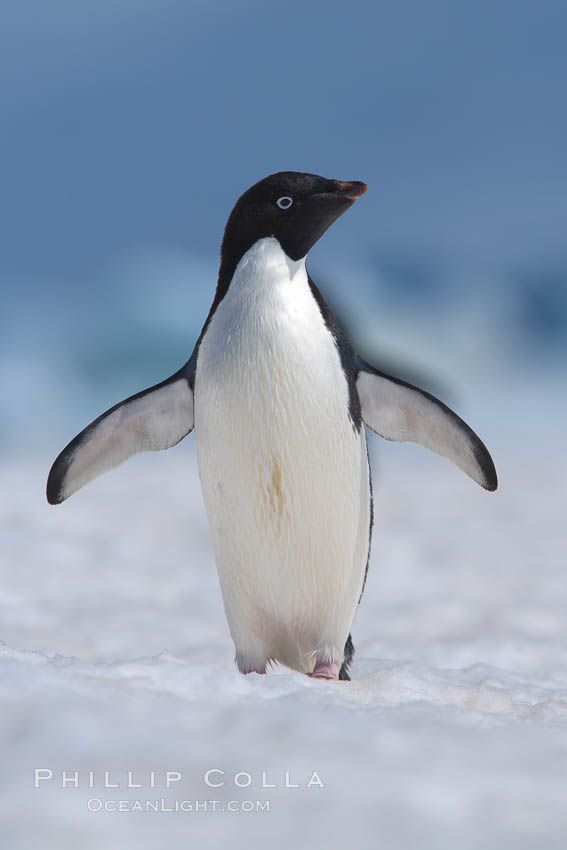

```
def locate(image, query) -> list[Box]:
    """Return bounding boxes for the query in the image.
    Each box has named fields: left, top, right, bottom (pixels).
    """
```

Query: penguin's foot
left=310, top=659, right=340, bottom=680
left=239, top=662, right=266, bottom=675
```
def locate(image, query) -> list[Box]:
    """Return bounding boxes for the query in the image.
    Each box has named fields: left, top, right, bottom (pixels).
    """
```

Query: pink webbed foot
left=239, top=663, right=266, bottom=675
left=310, top=659, right=340, bottom=680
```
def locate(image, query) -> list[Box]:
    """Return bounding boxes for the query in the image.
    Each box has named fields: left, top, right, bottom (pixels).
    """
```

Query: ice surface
left=1, top=387, right=566, bottom=849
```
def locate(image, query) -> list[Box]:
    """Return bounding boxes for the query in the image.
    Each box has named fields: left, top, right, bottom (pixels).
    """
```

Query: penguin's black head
left=221, top=171, right=368, bottom=268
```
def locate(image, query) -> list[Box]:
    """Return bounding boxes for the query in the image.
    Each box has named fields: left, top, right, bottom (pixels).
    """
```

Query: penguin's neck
left=203, top=237, right=323, bottom=363
left=228, top=237, right=306, bottom=300
left=201, top=238, right=305, bottom=342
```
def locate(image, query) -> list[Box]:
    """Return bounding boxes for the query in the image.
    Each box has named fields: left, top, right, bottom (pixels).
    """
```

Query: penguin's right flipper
left=47, top=369, right=194, bottom=505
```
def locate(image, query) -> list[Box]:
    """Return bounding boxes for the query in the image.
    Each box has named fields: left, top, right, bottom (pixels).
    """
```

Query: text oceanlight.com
left=33, top=768, right=326, bottom=815
left=87, top=798, right=270, bottom=813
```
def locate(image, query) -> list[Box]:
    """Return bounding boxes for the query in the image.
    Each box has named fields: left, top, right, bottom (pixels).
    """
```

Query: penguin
left=47, top=171, right=497, bottom=681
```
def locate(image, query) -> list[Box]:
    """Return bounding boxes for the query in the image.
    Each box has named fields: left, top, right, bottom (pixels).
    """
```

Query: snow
left=1, top=385, right=566, bottom=849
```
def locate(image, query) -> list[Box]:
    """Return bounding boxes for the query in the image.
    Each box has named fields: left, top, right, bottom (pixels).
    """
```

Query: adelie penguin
left=47, top=171, right=497, bottom=681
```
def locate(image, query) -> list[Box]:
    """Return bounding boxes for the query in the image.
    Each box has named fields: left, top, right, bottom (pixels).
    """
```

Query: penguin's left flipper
left=356, top=360, right=497, bottom=491
left=47, top=368, right=194, bottom=505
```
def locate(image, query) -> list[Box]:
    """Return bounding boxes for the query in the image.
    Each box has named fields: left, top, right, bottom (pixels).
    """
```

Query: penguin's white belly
left=194, top=239, right=370, bottom=673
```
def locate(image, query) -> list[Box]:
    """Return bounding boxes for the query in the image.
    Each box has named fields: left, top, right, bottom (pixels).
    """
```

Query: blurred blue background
left=2, top=0, right=566, bottom=449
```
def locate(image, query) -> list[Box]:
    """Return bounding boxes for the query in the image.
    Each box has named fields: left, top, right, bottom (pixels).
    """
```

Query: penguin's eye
left=276, top=196, right=293, bottom=210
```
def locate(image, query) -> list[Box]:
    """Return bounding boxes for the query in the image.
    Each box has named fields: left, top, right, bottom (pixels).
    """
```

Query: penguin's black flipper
left=356, top=359, right=497, bottom=491
left=47, top=368, right=194, bottom=505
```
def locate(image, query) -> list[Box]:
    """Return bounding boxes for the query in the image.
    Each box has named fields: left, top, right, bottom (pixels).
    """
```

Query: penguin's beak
left=286, top=178, right=368, bottom=259
left=332, top=180, right=368, bottom=200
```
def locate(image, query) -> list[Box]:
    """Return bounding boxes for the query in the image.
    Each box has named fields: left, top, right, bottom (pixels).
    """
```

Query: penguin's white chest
left=194, top=238, right=370, bottom=673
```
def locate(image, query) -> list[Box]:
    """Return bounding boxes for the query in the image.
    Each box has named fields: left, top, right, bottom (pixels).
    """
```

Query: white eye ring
left=276, top=196, right=293, bottom=209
